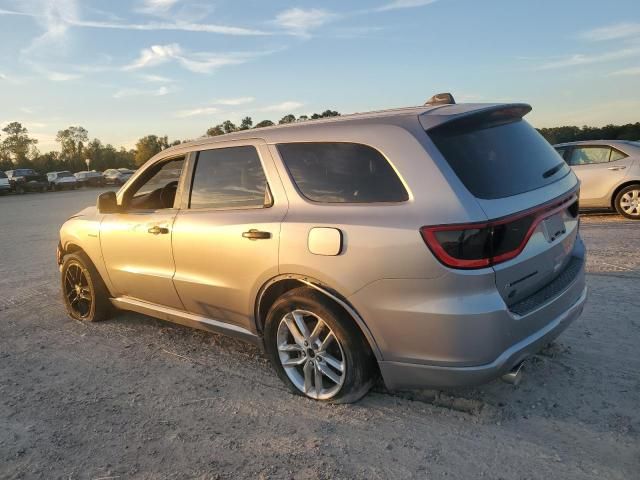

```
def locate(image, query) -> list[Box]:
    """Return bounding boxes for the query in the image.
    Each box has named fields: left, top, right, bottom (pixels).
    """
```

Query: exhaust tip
left=501, top=361, right=525, bottom=386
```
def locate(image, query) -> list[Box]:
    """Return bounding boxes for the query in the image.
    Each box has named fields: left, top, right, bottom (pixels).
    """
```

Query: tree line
left=2, top=113, right=638, bottom=174
left=536, top=123, right=640, bottom=145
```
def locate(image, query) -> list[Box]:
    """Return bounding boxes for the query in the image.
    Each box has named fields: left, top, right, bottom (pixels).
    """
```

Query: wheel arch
left=610, top=180, right=640, bottom=210
left=254, top=274, right=383, bottom=361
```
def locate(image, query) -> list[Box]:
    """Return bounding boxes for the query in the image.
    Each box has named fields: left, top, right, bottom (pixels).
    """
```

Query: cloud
left=375, top=0, right=437, bottom=12
left=274, top=8, right=336, bottom=37
left=260, top=101, right=304, bottom=112
left=138, top=74, right=174, bottom=83
left=112, top=85, right=172, bottom=98
left=174, top=97, right=254, bottom=117
left=124, top=43, right=259, bottom=73
left=21, top=0, right=79, bottom=57
left=213, top=97, right=255, bottom=106
left=2, top=3, right=267, bottom=36
left=68, top=18, right=266, bottom=35
left=609, top=66, right=640, bottom=76
left=533, top=47, right=640, bottom=70
left=580, top=22, right=640, bottom=42
left=175, top=106, right=221, bottom=118
left=137, top=0, right=180, bottom=16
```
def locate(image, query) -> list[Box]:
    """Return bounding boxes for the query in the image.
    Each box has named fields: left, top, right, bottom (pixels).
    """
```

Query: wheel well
left=255, top=277, right=382, bottom=362
left=256, top=279, right=301, bottom=333
left=611, top=181, right=640, bottom=209
left=64, top=243, right=83, bottom=255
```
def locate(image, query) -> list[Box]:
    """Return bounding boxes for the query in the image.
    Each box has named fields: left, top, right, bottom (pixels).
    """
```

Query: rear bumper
left=348, top=235, right=587, bottom=390
left=378, top=285, right=586, bottom=389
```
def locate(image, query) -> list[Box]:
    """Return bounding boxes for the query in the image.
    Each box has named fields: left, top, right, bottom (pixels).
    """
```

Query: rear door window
left=610, top=148, right=627, bottom=162
left=277, top=142, right=408, bottom=203
left=568, top=147, right=612, bottom=166
left=428, top=118, right=570, bottom=199
left=189, top=146, right=269, bottom=210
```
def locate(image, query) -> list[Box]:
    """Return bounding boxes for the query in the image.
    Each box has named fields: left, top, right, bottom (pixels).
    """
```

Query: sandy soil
left=0, top=189, right=638, bottom=479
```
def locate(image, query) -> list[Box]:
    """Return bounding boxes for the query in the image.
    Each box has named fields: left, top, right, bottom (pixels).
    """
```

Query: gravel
left=0, top=189, right=638, bottom=479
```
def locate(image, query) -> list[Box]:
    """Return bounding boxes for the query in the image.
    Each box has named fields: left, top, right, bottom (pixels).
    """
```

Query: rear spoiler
left=419, top=103, right=532, bottom=131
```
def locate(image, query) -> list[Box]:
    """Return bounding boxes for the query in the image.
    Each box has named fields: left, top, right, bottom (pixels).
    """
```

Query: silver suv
left=57, top=98, right=587, bottom=403
left=554, top=140, right=640, bottom=219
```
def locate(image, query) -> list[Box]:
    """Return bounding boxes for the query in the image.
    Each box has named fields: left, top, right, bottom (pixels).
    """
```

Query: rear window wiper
left=542, top=163, right=565, bottom=179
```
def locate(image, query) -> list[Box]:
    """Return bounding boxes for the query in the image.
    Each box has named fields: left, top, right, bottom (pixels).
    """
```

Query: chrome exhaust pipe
left=501, top=361, right=525, bottom=385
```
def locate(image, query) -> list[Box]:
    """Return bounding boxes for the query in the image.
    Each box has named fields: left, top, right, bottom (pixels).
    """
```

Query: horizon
left=1, top=0, right=639, bottom=152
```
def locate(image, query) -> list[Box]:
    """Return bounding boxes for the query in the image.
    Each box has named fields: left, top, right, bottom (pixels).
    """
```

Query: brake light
left=420, top=195, right=577, bottom=269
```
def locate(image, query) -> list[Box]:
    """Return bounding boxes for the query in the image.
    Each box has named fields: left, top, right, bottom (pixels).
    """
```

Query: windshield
left=428, top=118, right=570, bottom=199
left=118, top=168, right=133, bottom=173
left=15, top=169, right=36, bottom=176
left=0, top=171, right=6, bottom=179
left=58, top=171, right=73, bottom=178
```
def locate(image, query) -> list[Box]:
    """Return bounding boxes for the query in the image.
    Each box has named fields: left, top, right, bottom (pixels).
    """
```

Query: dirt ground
left=0, top=189, right=638, bottom=480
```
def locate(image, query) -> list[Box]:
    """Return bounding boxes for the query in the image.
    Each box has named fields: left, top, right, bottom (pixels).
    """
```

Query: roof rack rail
left=424, top=92, right=456, bottom=106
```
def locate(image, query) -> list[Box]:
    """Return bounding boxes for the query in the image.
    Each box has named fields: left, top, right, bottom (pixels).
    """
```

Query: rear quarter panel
left=268, top=121, right=488, bottom=296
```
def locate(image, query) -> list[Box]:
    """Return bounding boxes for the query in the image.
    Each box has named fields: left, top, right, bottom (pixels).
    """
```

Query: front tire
left=614, top=184, right=640, bottom=220
left=264, top=287, right=376, bottom=403
left=61, top=251, right=112, bottom=322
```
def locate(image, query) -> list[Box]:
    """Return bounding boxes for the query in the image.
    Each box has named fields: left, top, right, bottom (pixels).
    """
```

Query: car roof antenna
left=424, top=92, right=456, bottom=106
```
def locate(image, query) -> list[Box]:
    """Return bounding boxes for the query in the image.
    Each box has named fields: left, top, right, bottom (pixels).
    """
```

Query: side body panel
left=269, top=122, right=488, bottom=297
left=100, top=209, right=183, bottom=308
left=171, top=141, right=288, bottom=331
left=573, top=155, right=635, bottom=207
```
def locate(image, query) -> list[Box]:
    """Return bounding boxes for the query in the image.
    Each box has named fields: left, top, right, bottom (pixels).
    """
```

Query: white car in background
left=554, top=140, right=640, bottom=219
left=103, top=168, right=135, bottom=186
left=0, top=171, right=10, bottom=195
left=47, top=171, right=78, bottom=191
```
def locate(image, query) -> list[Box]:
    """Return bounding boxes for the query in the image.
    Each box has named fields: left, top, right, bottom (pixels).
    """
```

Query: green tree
left=222, top=120, right=237, bottom=134
left=134, top=135, right=169, bottom=166
left=279, top=114, right=296, bottom=124
left=311, top=110, right=340, bottom=119
left=56, top=126, right=89, bottom=171
left=206, top=125, right=224, bottom=136
left=254, top=120, right=275, bottom=128
left=32, top=151, right=61, bottom=173
left=1, top=122, right=38, bottom=166
left=239, top=116, right=253, bottom=130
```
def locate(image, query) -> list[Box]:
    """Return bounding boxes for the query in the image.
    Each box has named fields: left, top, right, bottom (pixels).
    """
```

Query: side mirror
left=97, top=191, right=119, bottom=213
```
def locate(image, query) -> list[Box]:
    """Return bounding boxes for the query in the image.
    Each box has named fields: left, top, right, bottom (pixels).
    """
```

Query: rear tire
left=264, top=287, right=376, bottom=403
left=61, top=251, right=113, bottom=322
left=614, top=184, right=640, bottom=220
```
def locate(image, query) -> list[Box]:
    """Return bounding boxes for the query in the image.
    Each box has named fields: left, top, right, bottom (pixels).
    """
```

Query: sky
left=0, top=0, right=639, bottom=152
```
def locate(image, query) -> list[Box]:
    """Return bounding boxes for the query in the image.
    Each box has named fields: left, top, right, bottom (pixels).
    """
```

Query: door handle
left=608, top=166, right=626, bottom=170
left=148, top=226, right=169, bottom=235
left=242, top=229, right=271, bottom=240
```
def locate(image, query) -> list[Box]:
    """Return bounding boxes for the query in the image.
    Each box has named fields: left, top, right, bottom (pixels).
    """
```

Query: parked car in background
left=5, top=169, right=48, bottom=193
left=103, top=168, right=135, bottom=186
left=58, top=96, right=586, bottom=403
left=0, top=171, right=10, bottom=195
left=554, top=140, right=640, bottom=219
left=47, top=171, right=78, bottom=191
left=75, top=170, right=105, bottom=187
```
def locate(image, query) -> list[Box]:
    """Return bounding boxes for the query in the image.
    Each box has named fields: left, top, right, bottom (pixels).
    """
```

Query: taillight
left=420, top=195, right=578, bottom=270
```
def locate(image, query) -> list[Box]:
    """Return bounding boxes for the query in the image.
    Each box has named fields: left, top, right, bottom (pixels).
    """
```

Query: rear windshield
left=428, top=118, right=570, bottom=199
left=277, top=142, right=408, bottom=203
left=58, top=171, right=73, bottom=177
left=15, top=169, right=36, bottom=176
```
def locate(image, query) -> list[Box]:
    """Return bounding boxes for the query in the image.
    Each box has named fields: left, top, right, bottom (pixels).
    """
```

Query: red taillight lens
left=420, top=195, right=578, bottom=270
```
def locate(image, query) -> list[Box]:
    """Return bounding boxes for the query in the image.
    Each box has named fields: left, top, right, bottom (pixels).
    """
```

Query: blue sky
left=1, top=0, right=639, bottom=151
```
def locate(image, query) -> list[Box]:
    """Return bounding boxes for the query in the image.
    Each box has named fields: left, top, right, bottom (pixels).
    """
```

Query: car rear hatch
left=420, top=104, right=583, bottom=315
